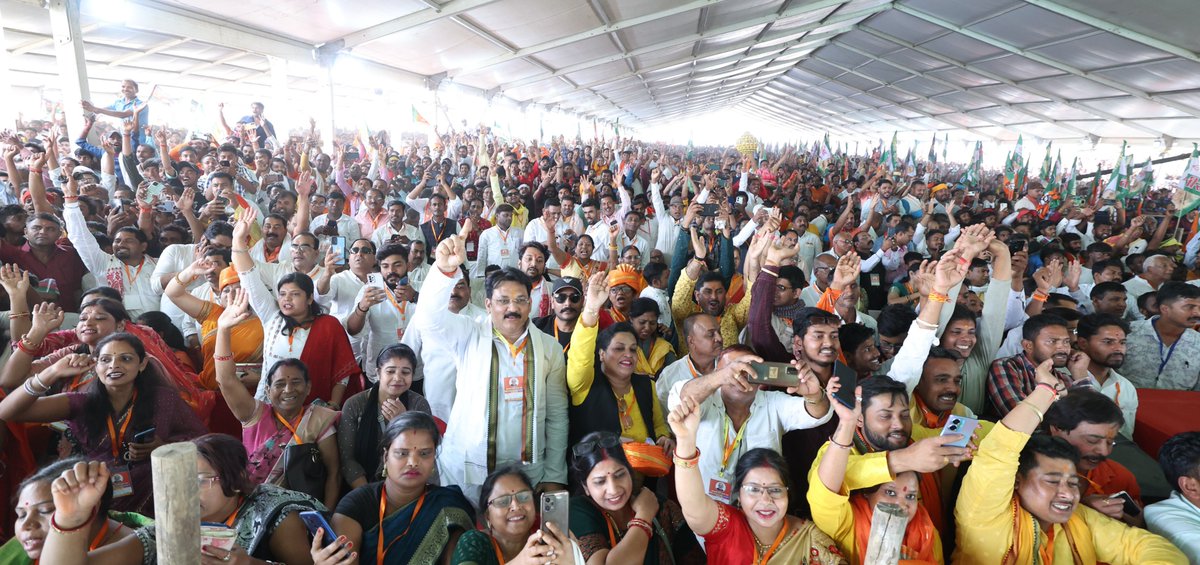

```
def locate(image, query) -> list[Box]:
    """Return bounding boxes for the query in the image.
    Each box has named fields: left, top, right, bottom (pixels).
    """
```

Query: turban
left=622, top=442, right=670, bottom=478
left=930, top=183, right=949, bottom=194
left=607, top=264, right=646, bottom=294
left=219, top=266, right=241, bottom=291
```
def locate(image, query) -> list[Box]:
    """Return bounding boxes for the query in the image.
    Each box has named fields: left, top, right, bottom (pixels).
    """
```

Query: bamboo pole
left=862, top=501, right=910, bottom=565
left=152, top=442, right=201, bottom=565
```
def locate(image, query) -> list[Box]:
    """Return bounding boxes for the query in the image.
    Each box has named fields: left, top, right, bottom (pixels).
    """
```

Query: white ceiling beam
left=536, top=28, right=843, bottom=106
left=743, top=98, right=866, bottom=136
left=769, top=73, right=926, bottom=129
left=11, top=22, right=101, bottom=55
left=501, top=0, right=889, bottom=91
left=180, top=52, right=252, bottom=76
left=99, top=0, right=312, bottom=62
left=106, top=37, right=191, bottom=67
left=750, top=88, right=884, bottom=132
left=829, top=39, right=1097, bottom=138
left=856, top=26, right=1171, bottom=138
left=450, top=0, right=721, bottom=78
left=336, top=0, right=502, bottom=49
left=1020, top=0, right=1200, bottom=65
left=894, top=5, right=1200, bottom=119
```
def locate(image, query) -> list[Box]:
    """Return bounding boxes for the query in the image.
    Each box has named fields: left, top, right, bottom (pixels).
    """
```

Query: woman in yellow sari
left=163, top=257, right=264, bottom=390
left=629, top=297, right=675, bottom=377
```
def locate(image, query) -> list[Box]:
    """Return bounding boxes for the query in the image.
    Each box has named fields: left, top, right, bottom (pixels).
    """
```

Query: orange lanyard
left=376, top=486, right=426, bottom=564
left=553, top=323, right=569, bottom=352
left=498, top=228, right=511, bottom=245
left=686, top=356, right=703, bottom=379
left=754, top=524, right=789, bottom=565
left=223, top=497, right=245, bottom=527
left=88, top=519, right=114, bottom=551
left=264, top=245, right=280, bottom=263
left=430, top=220, right=449, bottom=242
left=501, top=335, right=529, bottom=359
left=719, top=414, right=748, bottom=476
left=1081, top=469, right=1105, bottom=496
left=1112, top=381, right=1121, bottom=409
left=122, top=259, right=145, bottom=286
left=383, top=286, right=409, bottom=324
left=105, top=390, right=138, bottom=459
left=273, top=407, right=305, bottom=444
left=490, top=536, right=508, bottom=564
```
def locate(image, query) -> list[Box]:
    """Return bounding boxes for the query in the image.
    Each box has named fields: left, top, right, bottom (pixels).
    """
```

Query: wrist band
left=439, top=268, right=458, bottom=277
left=926, top=291, right=950, bottom=303
left=1035, top=382, right=1060, bottom=400
left=356, top=305, right=369, bottom=313
left=231, top=249, right=250, bottom=254
left=63, top=196, right=79, bottom=202
left=214, top=354, right=233, bottom=362
left=29, top=168, right=43, bottom=175
left=828, top=435, right=853, bottom=450
left=672, top=448, right=700, bottom=468
left=51, top=509, right=96, bottom=534
left=1031, top=291, right=1048, bottom=302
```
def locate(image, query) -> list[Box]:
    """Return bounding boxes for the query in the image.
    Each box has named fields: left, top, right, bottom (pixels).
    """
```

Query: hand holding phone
left=299, top=511, right=338, bottom=547
left=540, top=492, right=569, bottom=535
left=939, top=416, right=979, bottom=448
left=1108, top=491, right=1141, bottom=517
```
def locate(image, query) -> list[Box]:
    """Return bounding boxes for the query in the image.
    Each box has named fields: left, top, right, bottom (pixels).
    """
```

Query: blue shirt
left=107, top=96, right=148, bottom=145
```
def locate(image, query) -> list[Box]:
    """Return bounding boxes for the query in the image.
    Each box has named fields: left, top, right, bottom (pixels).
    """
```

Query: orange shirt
left=1084, top=459, right=1142, bottom=504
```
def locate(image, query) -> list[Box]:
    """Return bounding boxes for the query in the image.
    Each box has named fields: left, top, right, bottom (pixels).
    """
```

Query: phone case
left=299, top=511, right=337, bottom=547
left=940, top=416, right=979, bottom=448
left=540, top=492, right=569, bottom=534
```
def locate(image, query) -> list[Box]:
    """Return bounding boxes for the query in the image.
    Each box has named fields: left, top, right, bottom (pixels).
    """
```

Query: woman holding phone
left=450, top=465, right=583, bottom=565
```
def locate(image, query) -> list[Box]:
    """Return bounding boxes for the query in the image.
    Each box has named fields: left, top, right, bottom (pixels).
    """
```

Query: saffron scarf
left=1004, top=497, right=1091, bottom=565
left=853, top=431, right=947, bottom=535
left=850, top=494, right=938, bottom=564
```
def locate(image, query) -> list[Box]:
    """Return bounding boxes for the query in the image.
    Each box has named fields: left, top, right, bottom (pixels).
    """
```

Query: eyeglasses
left=775, top=284, right=793, bottom=292
left=878, top=341, right=902, bottom=353
left=740, top=484, right=788, bottom=499
left=571, top=434, right=620, bottom=458
left=487, top=490, right=534, bottom=509
left=198, top=474, right=220, bottom=489
left=555, top=293, right=582, bottom=304
left=492, top=296, right=531, bottom=307
left=350, top=246, right=374, bottom=255
left=609, top=286, right=634, bottom=296
left=290, top=243, right=316, bottom=252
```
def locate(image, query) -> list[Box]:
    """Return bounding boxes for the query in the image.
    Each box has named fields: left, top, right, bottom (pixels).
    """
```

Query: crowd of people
left=0, top=78, right=1197, bottom=564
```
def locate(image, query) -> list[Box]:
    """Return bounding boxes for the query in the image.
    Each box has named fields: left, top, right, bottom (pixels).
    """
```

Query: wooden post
left=152, top=442, right=201, bottom=565
left=862, top=501, right=910, bottom=565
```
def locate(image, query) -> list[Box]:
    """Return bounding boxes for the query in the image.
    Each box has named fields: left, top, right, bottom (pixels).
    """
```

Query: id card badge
left=395, top=327, right=405, bottom=340
left=110, top=465, right=134, bottom=498
left=502, top=375, right=525, bottom=402
left=500, top=247, right=511, bottom=259
left=869, top=273, right=882, bottom=287
left=707, top=478, right=732, bottom=504
left=466, top=241, right=476, bottom=253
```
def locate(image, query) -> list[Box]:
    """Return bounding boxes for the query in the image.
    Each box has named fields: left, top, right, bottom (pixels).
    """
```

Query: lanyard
left=1152, top=319, right=1180, bottom=376
left=487, top=335, right=536, bottom=468
left=553, top=323, right=570, bottom=352
left=88, top=519, right=114, bottom=551
left=719, top=414, right=748, bottom=478
left=430, top=220, right=449, bottom=243
left=383, top=285, right=409, bottom=326
left=223, top=497, right=245, bottom=527
left=376, top=485, right=427, bottom=564
left=122, top=259, right=145, bottom=287
left=285, top=321, right=314, bottom=352
left=273, top=407, right=306, bottom=445
left=105, top=390, right=138, bottom=459
left=754, top=523, right=789, bottom=565
left=490, top=536, right=508, bottom=564
left=1112, top=380, right=1121, bottom=409
left=686, top=356, right=703, bottom=379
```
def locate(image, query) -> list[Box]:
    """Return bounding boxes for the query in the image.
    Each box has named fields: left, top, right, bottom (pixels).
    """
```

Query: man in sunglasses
left=533, top=276, right=583, bottom=353
left=347, top=243, right=416, bottom=382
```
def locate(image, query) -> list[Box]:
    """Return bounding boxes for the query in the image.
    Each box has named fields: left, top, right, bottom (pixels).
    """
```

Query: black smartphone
left=132, top=428, right=156, bottom=444
left=1108, top=491, right=1141, bottom=517
left=747, top=362, right=800, bottom=388
left=831, top=361, right=858, bottom=408
left=699, top=203, right=720, bottom=217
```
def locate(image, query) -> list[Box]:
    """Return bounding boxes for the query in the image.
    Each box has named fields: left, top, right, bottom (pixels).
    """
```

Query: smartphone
left=831, top=361, right=858, bottom=408
left=747, top=362, right=800, bottom=388
left=132, top=427, right=156, bottom=444
left=299, top=511, right=338, bottom=547
left=939, top=416, right=979, bottom=448
left=146, top=181, right=165, bottom=200
left=699, top=203, right=720, bottom=217
left=158, top=200, right=177, bottom=214
left=366, top=273, right=385, bottom=289
left=540, top=491, right=569, bottom=535
left=1108, top=491, right=1141, bottom=517
left=715, top=219, right=726, bottom=230
left=330, top=236, right=348, bottom=266
left=111, top=199, right=123, bottom=213
left=1007, top=239, right=1026, bottom=255
left=219, top=160, right=231, bottom=168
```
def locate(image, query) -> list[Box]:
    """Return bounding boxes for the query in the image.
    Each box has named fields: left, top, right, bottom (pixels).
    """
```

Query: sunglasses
left=554, top=293, right=582, bottom=304
left=571, top=434, right=620, bottom=458
left=350, top=246, right=374, bottom=255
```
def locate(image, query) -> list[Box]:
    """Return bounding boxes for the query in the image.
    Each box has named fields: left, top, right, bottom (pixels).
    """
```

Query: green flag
left=1173, top=144, right=1200, bottom=215
left=927, top=132, right=937, bottom=164
left=1039, top=141, right=1053, bottom=181
left=1109, top=141, right=1132, bottom=200
left=1065, top=157, right=1080, bottom=202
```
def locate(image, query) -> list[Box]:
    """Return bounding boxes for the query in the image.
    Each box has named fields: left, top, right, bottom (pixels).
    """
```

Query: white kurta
left=64, top=202, right=159, bottom=317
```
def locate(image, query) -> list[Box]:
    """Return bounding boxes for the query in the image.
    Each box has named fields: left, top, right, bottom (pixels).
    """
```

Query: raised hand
left=765, top=236, right=798, bottom=266
left=582, top=271, right=609, bottom=314
left=667, top=395, right=702, bottom=443
left=933, top=249, right=969, bottom=293
left=1067, top=350, right=1091, bottom=383
left=827, top=381, right=860, bottom=423
left=786, top=357, right=825, bottom=399
left=831, top=251, right=861, bottom=291
left=0, top=264, right=30, bottom=295
left=50, top=461, right=110, bottom=529
left=295, top=170, right=314, bottom=198
left=217, top=288, right=253, bottom=329
left=29, top=302, right=65, bottom=338
left=43, top=353, right=96, bottom=383
left=232, top=206, right=257, bottom=248
left=433, top=234, right=468, bottom=271
left=956, top=224, right=994, bottom=259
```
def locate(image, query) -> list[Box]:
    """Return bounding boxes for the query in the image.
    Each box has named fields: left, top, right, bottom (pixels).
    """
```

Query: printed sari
left=702, top=502, right=846, bottom=564
left=362, top=485, right=475, bottom=565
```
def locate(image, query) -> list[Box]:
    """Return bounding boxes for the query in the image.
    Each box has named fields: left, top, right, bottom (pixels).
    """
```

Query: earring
left=381, top=467, right=387, bottom=478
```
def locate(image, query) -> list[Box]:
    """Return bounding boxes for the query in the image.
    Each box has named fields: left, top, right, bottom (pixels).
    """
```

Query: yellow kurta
left=566, top=322, right=670, bottom=442
left=670, top=270, right=750, bottom=357
left=953, top=424, right=1186, bottom=564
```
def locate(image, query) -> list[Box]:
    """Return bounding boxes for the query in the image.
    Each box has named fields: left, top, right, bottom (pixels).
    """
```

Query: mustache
left=504, top=312, right=521, bottom=319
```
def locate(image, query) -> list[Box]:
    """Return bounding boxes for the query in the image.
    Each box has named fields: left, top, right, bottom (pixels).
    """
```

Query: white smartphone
left=367, top=273, right=385, bottom=289
left=939, top=415, right=979, bottom=448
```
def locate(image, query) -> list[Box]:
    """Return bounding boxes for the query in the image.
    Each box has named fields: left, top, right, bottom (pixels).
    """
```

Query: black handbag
left=281, top=443, right=326, bottom=501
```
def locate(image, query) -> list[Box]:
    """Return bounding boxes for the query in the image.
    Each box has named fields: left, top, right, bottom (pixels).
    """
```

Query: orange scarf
left=913, top=394, right=949, bottom=429
left=1004, top=497, right=1090, bottom=565
left=850, top=494, right=938, bottom=564
left=855, top=431, right=947, bottom=534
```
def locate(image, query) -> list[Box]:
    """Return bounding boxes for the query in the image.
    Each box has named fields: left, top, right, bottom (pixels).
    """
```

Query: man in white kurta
left=64, top=201, right=159, bottom=317
left=413, top=234, right=568, bottom=502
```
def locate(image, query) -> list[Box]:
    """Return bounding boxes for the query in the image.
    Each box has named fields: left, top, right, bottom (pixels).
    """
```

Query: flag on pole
left=904, top=146, right=917, bottom=177
left=1039, top=141, right=1053, bottom=181
left=1173, top=144, right=1200, bottom=215
left=1065, top=156, right=1079, bottom=202
left=1130, top=156, right=1154, bottom=194
left=1090, top=162, right=1104, bottom=205
left=1108, top=141, right=1132, bottom=200
left=411, top=105, right=430, bottom=126
left=819, top=133, right=832, bottom=162
left=927, top=132, right=937, bottom=164
left=960, top=141, right=982, bottom=186
left=1002, top=151, right=1016, bottom=200
left=942, top=133, right=948, bottom=163
left=880, top=132, right=899, bottom=171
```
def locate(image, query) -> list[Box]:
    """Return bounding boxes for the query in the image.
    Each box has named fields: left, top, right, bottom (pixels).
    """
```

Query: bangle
left=9, top=312, right=31, bottom=319
left=23, top=379, right=45, bottom=397
left=761, top=268, right=779, bottom=278
left=672, top=447, right=700, bottom=468
left=32, top=371, right=50, bottom=391
left=927, top=291, right=950, bottom=303
left=1019, top=400, right=1045, bottom=423
left=804, top=393, right=827, bottom=405
left=17, top=338, right=40, bottom=355
left=1031, top=291, right=1048, bottom=302
left=1035, top=382, right=1060, bottom=400
left=231, top=248, right=250, bottom=254
left=50, top=509, right=96, bottom=534
left=174, top=272, right=196, bottom=286
left=29, top=168, right=43, bottom=174
left=214, top=354, right=233, bottom=362
left=627, top=518, right=653, bottom=539
left=439, top=268, right=458, bottom=278
left=356, top=305, right=369, bottom=313
left=828, top=435, right=853, bottom=450
left=63, top=196, right=79, bottom=202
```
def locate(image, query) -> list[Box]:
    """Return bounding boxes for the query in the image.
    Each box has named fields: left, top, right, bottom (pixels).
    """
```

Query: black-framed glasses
left=878, top=341, right=902, bottom=353
left=487, top=490, right=534, bottom=509
left=571, top=434, right=620, bottom=458
left=350, top=246, right=374, bottom=255
left=290, top=243, right=316, bottom=252
left=554, top=293, right=582, bottom=304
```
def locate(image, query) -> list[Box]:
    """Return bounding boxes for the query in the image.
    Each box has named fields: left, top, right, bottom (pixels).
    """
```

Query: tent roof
left=5, top=0, right=1200, bottom=143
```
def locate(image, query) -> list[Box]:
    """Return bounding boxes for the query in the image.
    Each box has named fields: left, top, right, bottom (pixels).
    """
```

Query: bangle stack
left=927, top=291, right=950, bottom=303
left=9, top=312, right=30, bottom=319
left=214, top=354, right=233, bottom=362
left=174, top=272, right=197, bottom=286
left=627, top=518, right=653, bottom=539
left=16, top=337, right=42, bottom=355
left=23, top=378, right=48, bottom=397
left=672, top=447, right=700, bottom=469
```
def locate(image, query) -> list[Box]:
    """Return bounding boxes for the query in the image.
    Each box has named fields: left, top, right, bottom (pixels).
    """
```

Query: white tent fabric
left=4, top=0, right=1200, bottom=143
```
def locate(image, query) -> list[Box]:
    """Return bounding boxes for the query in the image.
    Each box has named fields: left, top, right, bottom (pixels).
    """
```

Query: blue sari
left=361, top=484, right=475, bottom=565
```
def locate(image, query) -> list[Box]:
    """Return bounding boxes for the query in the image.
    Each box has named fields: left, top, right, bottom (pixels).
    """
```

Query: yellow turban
left=930, top=183, right=949, bottom=194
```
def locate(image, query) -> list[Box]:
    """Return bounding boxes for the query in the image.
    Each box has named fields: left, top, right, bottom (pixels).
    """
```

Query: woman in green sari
left=311, top=411, right=475, bottom=565
left=1, top=458, right=148, bottom=565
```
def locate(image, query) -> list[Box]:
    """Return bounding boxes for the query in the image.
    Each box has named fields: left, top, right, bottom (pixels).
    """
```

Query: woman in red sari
left=669, top=389, right=846, bottom=565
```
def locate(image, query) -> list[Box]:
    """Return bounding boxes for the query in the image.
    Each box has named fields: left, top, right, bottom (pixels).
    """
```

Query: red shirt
left=0, top=239, right=87, bottom=312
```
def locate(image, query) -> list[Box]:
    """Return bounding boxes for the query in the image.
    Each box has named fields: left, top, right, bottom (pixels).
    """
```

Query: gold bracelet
left=1019, top=400, right=1045, bottom=423
left=672, top=447, right=701, bottom=468
left=174, top=272, right=196, bottom=286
